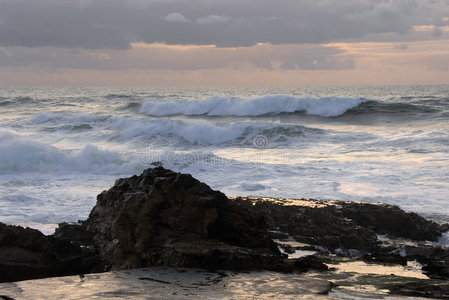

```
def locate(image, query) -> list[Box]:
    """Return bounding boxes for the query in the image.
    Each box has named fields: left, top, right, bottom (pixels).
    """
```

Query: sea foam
left=140, top=95, right=368, bottom=117
left=0, top=132, right=137, bottom=174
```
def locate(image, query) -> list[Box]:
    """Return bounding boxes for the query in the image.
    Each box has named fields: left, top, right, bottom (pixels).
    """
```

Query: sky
left=1, top=0, right=449, bottom=87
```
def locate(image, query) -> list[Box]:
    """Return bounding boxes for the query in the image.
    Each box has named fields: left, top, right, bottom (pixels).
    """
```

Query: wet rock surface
left=83, top=167, right=287, bottom=271
left=235, top=196, right=449, bottom=281
left=0, top=222, right=101, bottom=282
left=233, top=196, right=448, bottom=252
left=0, top=267, right=334, bottom=300
left=233, top=198, right=380, bottom=251
left=339, top=202, right=448, bottom=241
left=388, top=281, right=449, bottom=299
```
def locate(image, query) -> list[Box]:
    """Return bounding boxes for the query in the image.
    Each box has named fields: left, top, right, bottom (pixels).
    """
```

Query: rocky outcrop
left=232, top=196, right=449, bottom=287
left=0, top=222, right=101, bottom=282
left=233, top=197, right=449, bottom=252
left=84, top=167, right=288, bottom=271
left=243, top=199, right=380, bottom=251
left=339, top=202, right=448, bottom=241
left=1, top=166, right=448, bottom=292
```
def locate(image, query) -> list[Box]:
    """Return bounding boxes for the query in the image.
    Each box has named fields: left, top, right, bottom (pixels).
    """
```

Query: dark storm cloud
left=0, top=0, right=448, bottom=49
left=0, top=0, right=138, bottom=49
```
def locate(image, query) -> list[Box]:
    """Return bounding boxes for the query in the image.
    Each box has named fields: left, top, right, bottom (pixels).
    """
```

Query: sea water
left=0, top=85, right=448, bottom=234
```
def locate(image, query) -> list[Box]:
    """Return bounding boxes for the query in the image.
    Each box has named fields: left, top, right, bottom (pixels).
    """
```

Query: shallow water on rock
left=0, top=267, right=332, bottom=300
left=328, top=260, right=429, bottom=280
left=0, top=264, right=443, bottom=300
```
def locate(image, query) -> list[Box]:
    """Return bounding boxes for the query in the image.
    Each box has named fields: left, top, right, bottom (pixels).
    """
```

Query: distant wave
left=32, top=112, right=110, bottom=124
left=105, top=93, right=135, bottom=99
left=140, top=95, right=370, bottom=117
left=345, top=100, right=443, bottom=116
left=13, top=96, right=34, bottom=102
left=0, top=100, right=13, bottom=106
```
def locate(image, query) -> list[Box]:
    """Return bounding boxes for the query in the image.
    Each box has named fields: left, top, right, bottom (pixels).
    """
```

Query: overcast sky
left=1, top=0, right=449, bottom=86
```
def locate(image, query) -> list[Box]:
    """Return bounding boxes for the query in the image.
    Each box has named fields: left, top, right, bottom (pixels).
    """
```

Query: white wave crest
left=140, top=95, right=368, bottom=117
left=108, top=117, right=249, bottom=144
left=107, top=116, right=312, bottom=145
left=0, top=132, right=137, bottom=174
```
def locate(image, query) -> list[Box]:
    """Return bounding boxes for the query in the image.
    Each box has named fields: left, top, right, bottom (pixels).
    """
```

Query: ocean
left=1, top=85, right=448, bottom=234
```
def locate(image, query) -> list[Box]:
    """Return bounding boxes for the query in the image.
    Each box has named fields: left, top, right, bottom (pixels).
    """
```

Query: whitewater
left=0, top=85, right=448, bottom=234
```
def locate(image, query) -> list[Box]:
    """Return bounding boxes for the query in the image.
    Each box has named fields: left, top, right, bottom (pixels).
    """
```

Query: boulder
left=85, top=167, right=287, bottom=271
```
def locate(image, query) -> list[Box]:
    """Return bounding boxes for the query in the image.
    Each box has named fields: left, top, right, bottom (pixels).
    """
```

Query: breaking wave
left=140, top=94, right=448, bottom=119
left=140, top=95, right=369, bottom=117
left=0, top=132, right=137, bottom=174
left=107, top=117, right=322, bottom=145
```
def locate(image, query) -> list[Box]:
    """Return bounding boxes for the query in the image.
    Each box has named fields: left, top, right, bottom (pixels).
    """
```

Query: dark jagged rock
left=233, top=197, right=448, bottom=251
left=421, top=258, right=449, bottom=280
left=339, top=202, right=449, bottom=241
left=388, top=282, right=449, bottom=299
left=234, top=196, right=449, bottom=281
left=84, top=167, right=287, bottom=271
left=233, top=197, right=380, bottom=251
left=363, top=253, right=408, bottom=265
left=0, top=222, right=101, bottom=283
left=394, top=243, right=449, bottom=280
left=53, top=221, right=96, bottom=248
left=292, top=255, right=329, bottom=272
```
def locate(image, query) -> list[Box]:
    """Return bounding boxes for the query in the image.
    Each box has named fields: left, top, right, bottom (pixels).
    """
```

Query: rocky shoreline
left=1, top=167, right=449, bottom=298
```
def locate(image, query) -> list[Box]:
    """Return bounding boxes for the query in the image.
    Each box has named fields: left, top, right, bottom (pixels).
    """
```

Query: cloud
left=196, top=15, right=229, bottom=24
left=0, top=43, right=355, bottom=71
left=0, top=48, right=12, bottom=56
left=164, top=13, right=190, bottom=23
left=394, top=44, right=409, bottom=50
left=279, top=46, right=355, bottom=70
left=0, top=0, right=448, bottom=49
left=432, top=27, right=443, bottom=37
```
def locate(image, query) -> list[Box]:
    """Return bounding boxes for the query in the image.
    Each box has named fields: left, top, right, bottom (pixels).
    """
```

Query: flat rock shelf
left=0, top=267, right=333, bottom=300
